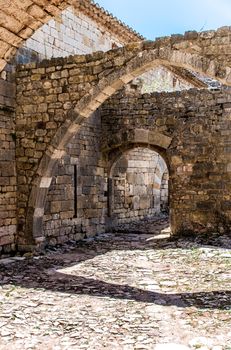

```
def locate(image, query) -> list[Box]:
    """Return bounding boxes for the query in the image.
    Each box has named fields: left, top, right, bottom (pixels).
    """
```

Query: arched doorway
left=108, top=146, right=169, bottom=230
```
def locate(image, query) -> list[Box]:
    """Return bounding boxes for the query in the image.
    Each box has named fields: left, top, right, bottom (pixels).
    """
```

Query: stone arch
left=104, top=129, right=172, bottom=222
left=43, top=43, right=231, bottom=166
left=106, top=140, right=171, bottom=227
left=0, top=0, right=143, bottom=71
left=23, top=33, right=231, bottom=248
left=107, top=132, right=172, bottom=177
left=0, top=0, right=71, bottom=71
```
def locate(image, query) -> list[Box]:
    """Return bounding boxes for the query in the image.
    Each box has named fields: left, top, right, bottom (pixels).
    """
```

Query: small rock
left=1, top=329, right=12, bottom=337
left=23, top=252, right=33, bottom=258
left=0, top=258, right=14, bottom=265
left=189, top=337, right=213, bottom=348
left=154, top=344, right=190, bottom=350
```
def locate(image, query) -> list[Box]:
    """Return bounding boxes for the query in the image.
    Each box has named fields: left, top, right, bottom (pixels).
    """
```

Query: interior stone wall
left=111, top=147, right=168, bottom=225
left=43, top=112, right=107, bottom=246
left=14, top=6, right=123, bottom=65
left=0, top=108, right=17, bottom=254
left=0, top=71, right=16, bottom=255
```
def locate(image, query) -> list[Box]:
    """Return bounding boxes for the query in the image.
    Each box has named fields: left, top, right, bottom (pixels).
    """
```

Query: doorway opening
left=108, top=146, right=169, bottom=230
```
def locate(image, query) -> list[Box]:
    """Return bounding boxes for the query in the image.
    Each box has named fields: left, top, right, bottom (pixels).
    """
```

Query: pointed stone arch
left=0, top=0, right=143, bottom=71
left=0, top=0, right=70, bottom=71
left=16, top=29, right=231, bottom=249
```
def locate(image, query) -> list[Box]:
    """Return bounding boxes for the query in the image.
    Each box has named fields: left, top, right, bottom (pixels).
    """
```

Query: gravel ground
left=0, top=217, right=230, bottom=350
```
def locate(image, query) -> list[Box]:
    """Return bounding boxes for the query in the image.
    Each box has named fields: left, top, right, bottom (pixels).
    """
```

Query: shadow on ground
left=0, top=217, right=230, bottom=311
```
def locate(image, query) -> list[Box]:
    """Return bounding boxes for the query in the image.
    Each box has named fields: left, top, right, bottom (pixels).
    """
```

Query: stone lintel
left=148, top=131, right=172, bottom=149
left=134, top=129, right=149, bottom=143
left=133, top=129, right=172, bottom=149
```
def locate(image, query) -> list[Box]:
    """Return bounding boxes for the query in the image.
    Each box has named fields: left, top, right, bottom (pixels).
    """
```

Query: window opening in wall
left=73, top=164, right=77, bottom=218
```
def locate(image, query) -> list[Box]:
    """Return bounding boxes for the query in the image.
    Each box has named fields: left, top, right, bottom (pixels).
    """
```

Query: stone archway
left=107, top=145, right=170, bottom=230
left=2, top=0, right=138, bottom=71
left=0, top=0, right=71, bottom=71
left=15, top=29, right=231, bottom=249
left=104, top=129, right=172, bottom=232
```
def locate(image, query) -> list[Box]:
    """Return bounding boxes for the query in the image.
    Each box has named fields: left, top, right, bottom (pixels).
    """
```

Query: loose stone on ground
left=0, top=218, right=230, bottom=349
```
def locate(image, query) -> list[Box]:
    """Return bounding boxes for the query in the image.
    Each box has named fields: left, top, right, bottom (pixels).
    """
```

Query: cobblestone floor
left=0, top=217, right=230, bottom=350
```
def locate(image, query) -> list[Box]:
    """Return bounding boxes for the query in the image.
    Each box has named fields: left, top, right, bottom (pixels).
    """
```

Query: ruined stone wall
left=14, top=21, right=144, bottom=251
left=3, top=5, right=231, bottom=254
left=43, top=112, right=107, bottom=246
left=101, top=87, right=231, bottom=235
left=0, top=4, right=138, bottom=254
left=17, top=83, right=231, bottom=245
left=0, top=73, right=16, bottom=255
left=0, top=0, right=144, bottom=254
left=0, top=108, right=17, bottom=254
left=13, top=31, right=231, bottom=250
left=111, top=147, right=167, bottom=225
left=15, top=28, right=231, bottom=230
left=15, top=6, right=123, bottom=65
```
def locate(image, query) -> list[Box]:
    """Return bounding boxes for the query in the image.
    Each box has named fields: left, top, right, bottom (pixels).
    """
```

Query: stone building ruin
left=0, top=0, right=231, bottom=256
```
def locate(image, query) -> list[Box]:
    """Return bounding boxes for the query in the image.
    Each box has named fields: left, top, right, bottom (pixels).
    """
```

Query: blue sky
left=96, top=0, right=231, bottom=40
